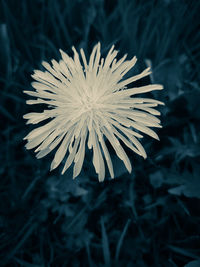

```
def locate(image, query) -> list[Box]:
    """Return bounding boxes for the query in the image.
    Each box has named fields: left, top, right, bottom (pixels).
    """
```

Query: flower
left=23, top=43, right=164, bottom=182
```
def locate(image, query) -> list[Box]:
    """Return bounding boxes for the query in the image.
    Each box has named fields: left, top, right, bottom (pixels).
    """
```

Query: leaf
left=149, top=170, right=164, bottom=188
left=14, top=257, right=43, bottom=267
left=157, top=136, right=200, bottom=163
left=168, top=245, right=199, bottom=260
left=168, top=176, right=200, bottom=199
left=101, top=216, right=111, bottom=267
left=168, top=137, right=200, bottom=162
left=168, top=185, right=186, bottom=196
left=163, top=167, right=200, bottom=199
left=184, top=260, right=200, bottom=267
left=73, top=185, right=88, bottom=197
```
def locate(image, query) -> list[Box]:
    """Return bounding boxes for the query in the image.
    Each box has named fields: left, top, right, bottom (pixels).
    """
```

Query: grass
left=0, top=0, right=200, bottom=266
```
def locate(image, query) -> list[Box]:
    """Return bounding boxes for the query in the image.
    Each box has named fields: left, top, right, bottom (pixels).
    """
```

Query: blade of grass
left=85, top=241, right=94, bottom=267
left=22, top=174, right=41, bottom=199
left=101, top=216, right=111, bottom=267
left=65, top=207, right=86, bottom=231
left=168, top=245, right=200, bottom=260
left=53, top=0, right=72, bottom=47
left=3, top=223, right=37, bottom=266
left=14, top=257, right=43, bottom=267
left=115, top=219, right=131, bottom=261
left=0, top=105, right=15, bottom=121
left=0, top=24, right=11, bottom=79
left=2, top=0, right=33, bottom=62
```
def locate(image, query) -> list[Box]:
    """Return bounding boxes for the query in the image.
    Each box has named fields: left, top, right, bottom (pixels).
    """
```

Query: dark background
left=0, top=0, right=200, bottom=266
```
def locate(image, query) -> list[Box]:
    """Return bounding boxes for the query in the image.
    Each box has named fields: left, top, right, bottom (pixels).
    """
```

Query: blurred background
left=0, top=0, right=200, bottom=266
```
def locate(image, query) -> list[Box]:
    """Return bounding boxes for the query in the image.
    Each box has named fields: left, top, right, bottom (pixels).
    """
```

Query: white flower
left=23, top=43, right=164, bottom=182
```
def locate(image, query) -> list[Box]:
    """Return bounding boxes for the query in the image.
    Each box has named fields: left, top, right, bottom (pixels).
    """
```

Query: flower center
left=85, top=101, right=93, bottom=110
left=82, top=96, right=97, bottom=112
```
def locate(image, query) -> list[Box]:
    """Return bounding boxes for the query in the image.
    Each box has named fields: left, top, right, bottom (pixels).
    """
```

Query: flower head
left=23, top=43, right=164, bottom=182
